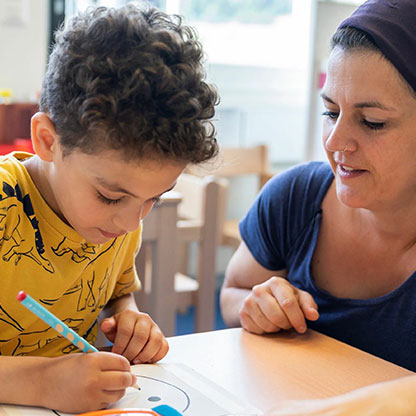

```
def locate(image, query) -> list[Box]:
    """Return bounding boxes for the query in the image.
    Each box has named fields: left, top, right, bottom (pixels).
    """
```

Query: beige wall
left=0, top=0, right=49, bottom=102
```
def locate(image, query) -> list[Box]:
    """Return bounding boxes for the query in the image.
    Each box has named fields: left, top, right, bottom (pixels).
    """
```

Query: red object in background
left=0, top=103, right=38, bottom=144
left=318, top=72, right=327, bottom=89
left=0, top=138, right=34, bottom=155
left=0, top=144, right=17, bottom=155
left=0, top=102, right=37, bottom=155
left=14, top=138, right=34, bottom=152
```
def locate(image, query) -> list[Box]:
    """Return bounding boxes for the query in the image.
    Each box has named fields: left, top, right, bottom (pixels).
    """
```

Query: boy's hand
left=100, top=309, right=169, bottom=364
left=42, top=352, right=136, bottom=413
left=239, top=276, right=319, bottom=335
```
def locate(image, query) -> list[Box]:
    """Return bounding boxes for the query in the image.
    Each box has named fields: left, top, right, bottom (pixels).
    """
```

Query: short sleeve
left=111, top=225, right=142, bottom=299
left=239, top=162, right=333, bottom=271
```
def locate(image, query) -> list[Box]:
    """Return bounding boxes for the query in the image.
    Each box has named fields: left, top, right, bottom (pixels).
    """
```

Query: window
left=65, top=0, right=312, bottom=167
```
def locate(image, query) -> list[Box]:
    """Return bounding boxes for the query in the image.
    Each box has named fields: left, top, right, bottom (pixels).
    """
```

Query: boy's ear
left=30, top=112, right=59, bottom=162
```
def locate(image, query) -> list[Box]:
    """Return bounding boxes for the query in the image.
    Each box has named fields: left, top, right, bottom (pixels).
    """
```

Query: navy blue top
left=240, top=161, right=416, bottom=371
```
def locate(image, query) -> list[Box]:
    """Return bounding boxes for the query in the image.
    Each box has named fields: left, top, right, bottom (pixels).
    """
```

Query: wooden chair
left=134, top=193, right=182, bottom=337
left=95, top=193, right=182, bottom=344
left=135, top=174, right=228, bottom=335
left=189, top=144, right=274, bottom=250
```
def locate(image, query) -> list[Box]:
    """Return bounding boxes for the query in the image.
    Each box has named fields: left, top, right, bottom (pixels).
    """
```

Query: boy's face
left=43, top=147, right=185, bottom=244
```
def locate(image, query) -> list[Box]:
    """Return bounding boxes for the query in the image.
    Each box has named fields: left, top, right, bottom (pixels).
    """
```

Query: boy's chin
left=75, top=229, right=110, bottom=245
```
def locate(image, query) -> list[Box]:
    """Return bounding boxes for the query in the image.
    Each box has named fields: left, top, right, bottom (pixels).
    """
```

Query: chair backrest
left=186, top=144, right=274, bottom=251
left=214, top=144, right=272, bottom=188
left=174, top=173, right=228, bottom=243
left=188, top=144, right=273, bottom=189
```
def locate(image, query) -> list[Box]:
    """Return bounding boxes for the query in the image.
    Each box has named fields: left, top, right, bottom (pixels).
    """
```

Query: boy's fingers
left=95, top=351, right=131, bottom=371
left=150, top=339, right=169, bottom=363
left=132, top=328, right=168, bottom=364
left=117, top=318, right=153, bottom=361
left=100, top=317, right=116, bottom=334
left=111, top=320, right=135, bottom=356
left=100, top=369, right=136, bottom=391
left=271, top=283, right=307, bottom=333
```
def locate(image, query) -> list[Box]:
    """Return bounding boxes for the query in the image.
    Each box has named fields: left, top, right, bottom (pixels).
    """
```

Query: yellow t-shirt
left=0, top=152, right=141, bottom=357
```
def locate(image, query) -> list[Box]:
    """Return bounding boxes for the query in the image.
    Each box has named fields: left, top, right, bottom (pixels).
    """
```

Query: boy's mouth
left=99, top=229, right=125, bottom=239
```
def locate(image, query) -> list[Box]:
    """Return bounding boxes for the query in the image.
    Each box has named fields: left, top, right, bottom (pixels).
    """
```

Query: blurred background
left=0, top=0, right=364, bottom=163
left=0, top=0, right=364, bottom=335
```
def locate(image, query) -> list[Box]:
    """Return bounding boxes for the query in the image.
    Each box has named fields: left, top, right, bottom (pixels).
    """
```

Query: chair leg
left=194, top=240, right=216, bottom=332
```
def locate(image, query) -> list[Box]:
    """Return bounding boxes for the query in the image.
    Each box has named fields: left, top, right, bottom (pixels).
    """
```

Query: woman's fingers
left=270, top=279, right=308, bottom=333
left=240, top=296, right=282, bottom=333
left=240, top=276, right=319, bottom=334
left=298, top=290, right=319, bottom=321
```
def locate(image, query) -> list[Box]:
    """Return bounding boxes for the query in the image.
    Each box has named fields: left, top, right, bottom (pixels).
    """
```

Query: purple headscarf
left=338, top=0, right=416, bottom=92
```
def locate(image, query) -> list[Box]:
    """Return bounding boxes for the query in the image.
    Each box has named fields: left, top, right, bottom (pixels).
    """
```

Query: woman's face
left=322, top=47, right=416, bottom=212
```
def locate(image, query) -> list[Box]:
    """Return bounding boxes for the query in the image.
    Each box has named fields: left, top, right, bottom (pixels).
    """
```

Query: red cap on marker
left=17, top=291, right=27, bottom=301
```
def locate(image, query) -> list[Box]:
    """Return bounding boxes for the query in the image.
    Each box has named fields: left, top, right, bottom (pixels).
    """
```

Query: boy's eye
left=97, top=192, right=122, bottom=205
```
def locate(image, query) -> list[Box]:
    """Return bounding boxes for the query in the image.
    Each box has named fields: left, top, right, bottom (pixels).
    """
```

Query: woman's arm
left=220, top=241, right=285, bottom=327
left=267, top=375, right=416, bottom=416
left=220, top=242, right=318, bottom=334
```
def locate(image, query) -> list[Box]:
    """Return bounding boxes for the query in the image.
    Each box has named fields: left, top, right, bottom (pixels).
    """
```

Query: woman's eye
left=362, top=119, right=385, bottom=131
left=321, top=110, right=338, bottom=120
left=97, top=192, right=122, bottom=205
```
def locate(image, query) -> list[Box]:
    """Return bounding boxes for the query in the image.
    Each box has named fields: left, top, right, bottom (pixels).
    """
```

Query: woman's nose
left=324, top=116, right=350, bottom=153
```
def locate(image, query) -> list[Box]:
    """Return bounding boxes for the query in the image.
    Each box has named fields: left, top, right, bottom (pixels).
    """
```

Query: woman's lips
left=337, top=164, right=366, bottom=178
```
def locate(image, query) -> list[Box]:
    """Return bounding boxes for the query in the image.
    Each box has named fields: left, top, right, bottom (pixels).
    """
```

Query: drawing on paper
left=50, top=364, right=233, bottom=416
left=110, top=374, right=191, bottom=412
left=1, top=364, right=260, bottom=416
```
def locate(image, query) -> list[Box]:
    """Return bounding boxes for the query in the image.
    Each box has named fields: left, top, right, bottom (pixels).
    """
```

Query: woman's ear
left=30, top=112, right=59, bottom=162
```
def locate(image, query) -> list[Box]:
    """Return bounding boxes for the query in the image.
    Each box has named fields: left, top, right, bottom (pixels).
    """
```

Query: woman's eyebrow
left=320, top=93, right=335, bottom=104
left=320, top=93, right=396, bottom=111
left=354, top=101, right=396, bottom=111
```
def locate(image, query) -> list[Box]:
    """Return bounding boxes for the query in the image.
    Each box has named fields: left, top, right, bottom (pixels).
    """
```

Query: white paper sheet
left=0, top=364, right=260, bottom=416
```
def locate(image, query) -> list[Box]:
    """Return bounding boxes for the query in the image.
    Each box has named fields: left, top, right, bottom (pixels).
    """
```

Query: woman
left=267, top=374, right=416, bottom=415
left=221, top=0, right=416, bottom=413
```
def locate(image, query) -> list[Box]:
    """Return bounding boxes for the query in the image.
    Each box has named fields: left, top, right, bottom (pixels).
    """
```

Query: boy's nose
left=114, top=204, right=143, bottom=233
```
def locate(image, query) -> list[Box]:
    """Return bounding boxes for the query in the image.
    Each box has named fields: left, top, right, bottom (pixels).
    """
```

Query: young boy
left=0, top=4, right=218, bottom=413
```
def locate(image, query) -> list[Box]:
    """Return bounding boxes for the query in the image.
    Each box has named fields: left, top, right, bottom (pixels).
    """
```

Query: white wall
left=305, top=0, right=362, bottom=161
left=0, top=0, right=364, bottom=280
left=209, top=64, right=308, bottom=165
left=0, top=0, right=49, bottom=102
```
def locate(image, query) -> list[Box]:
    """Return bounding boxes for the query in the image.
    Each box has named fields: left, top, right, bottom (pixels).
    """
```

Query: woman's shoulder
left=262, top=161, right=333, bottom=205
left=272, top=160, right=333, bottom=183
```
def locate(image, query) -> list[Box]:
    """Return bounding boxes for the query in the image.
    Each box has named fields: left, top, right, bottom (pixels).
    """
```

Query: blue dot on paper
left=148, top=396, right=161, bottom=402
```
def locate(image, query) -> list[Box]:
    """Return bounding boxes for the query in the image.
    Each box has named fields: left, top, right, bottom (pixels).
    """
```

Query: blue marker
left=152, top=405, right=183, bottom=416
left=17, top=290, right=98, bottom=353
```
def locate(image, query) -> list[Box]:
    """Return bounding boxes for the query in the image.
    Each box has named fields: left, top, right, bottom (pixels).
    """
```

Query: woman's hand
left=100, top=309, right=169, bottom=364
left=239, top=276, right=319, bottom=334
left=265, top=375, right=416, bottom=416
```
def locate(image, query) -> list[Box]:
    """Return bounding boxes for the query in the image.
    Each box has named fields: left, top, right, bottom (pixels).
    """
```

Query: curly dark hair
left=40, top=4, right=219, bottom=164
